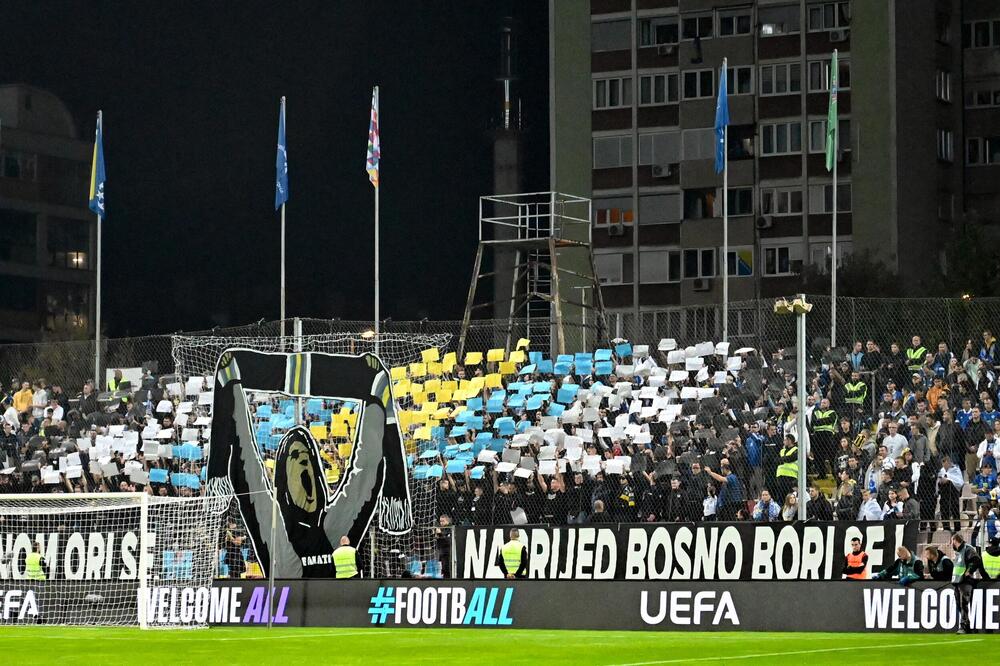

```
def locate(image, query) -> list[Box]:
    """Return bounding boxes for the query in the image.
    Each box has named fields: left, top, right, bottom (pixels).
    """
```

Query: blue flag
left=88, top=111, right=105, bottom=216
left=275, top=97, right=289, bottom=210
left=714, top=61, right=729, bottom=175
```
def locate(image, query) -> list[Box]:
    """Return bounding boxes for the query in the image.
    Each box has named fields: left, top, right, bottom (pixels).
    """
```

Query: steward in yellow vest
left=498, top=529, right=527, bottom=579
left=332, top=536, right=359, bottom=579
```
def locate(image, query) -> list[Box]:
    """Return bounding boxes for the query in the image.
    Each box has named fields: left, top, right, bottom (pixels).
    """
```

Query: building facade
left=549, top=0, right=984, bottom=337
left=0, top=85, right=94, bottom=343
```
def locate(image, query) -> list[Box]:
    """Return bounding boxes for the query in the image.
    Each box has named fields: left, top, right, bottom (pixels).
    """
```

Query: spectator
left=980, top=330, right=1000, bottom=367
left=976, top=429, right=998, bottom=472
left=857, top=488, right=882, bottom=521
left=881, top=487, right=903, bottom=519
left=775, top=434, right=799, bottom=501
left=897, top=485, right=920, bottom=520
left=12, top=382, right=32, bottom=414
left=849, top=341, right=864, bottom=371
left=923, top=546, right=954, bottom=581
left=872, top=545, right=924, bottom=586
left=972, top=462, right=998, bottom=504
left=780, top=493, right=797, bottom=521
left=810, top=397, right=838, bottom=479
left=805, top=485, right=833, bottom=521
left=589, top=499, right=611, bottom=523
left=702, top=484, right=718, bottom=521
left=909, top=423, right=930, bottom=463
left=752, top=489, right=780, bottom=522
left=705, top=459, right=742, bottom=521
left=882, top=422, right=908, bottom=460
left=833, top=480, right=859, bottom=520
left=936, top=456, right=964, bottom=533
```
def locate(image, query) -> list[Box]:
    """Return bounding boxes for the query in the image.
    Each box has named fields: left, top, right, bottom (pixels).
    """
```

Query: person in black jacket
left=922, top=546, right=954, bottom=581
left=806, top=485, right=833, bottom=521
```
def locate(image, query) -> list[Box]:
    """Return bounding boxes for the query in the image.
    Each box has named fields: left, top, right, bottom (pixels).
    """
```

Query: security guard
left=906, top=336, right=927, bottom=373
left=844, top=371, right=868, bottom=412
left=984, top=537, right=1000, bottom=580
left=25, top=542, right=47, bottom=581
left=107, top=369, right=126, bottom=392
left=811, top=398, right=838, bottom=479
left=951, top=532, right=990, bottom=634
left=498, top=528, right=527, bottom=579
left=775, top=434, right=799, bottom=504
left=332, top=535, right=359, bottom=579
left=842, top=537, right=868, bottom=580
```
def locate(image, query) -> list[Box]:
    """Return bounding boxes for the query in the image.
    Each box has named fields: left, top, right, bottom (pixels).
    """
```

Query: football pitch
left=3, top=627, right=995, bottom=664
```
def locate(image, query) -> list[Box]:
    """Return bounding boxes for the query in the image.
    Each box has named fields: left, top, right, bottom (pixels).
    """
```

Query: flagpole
left=373, top=86, right=380, bottom=357
left=722, top=58, right=729, bottom=343
left=279, top=97, right=287, bottom=340
left=830, top=50, right=838, bottom=349
left=93, top=110, right=103, bottom=386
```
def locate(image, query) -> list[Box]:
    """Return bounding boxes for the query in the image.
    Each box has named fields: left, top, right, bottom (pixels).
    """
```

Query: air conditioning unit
left=829, top=28, right=849, bottom=43
left=755, top=215, right=774, bottom=230
left=657, top=44, right=676, bottom=56
left=608, top=222, right=625, bottom=236
left=692, top=277, right=713, bottom=292
left=651, top=163, right=677, bottom=178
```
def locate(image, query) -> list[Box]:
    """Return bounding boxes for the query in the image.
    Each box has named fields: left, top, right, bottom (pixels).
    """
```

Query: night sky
left=3, top=1, right=549, bottom=336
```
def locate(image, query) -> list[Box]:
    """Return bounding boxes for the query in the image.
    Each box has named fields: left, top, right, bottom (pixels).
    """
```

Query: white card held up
left=123, top=431, right=139, bottom=446
left=166, top=382, right=182, bottom=397
left=537, top=460, right=557, bottom=476
left=640, top=407, right=657, bottom=419
left=194, top=416, right=212, bottom=426
left=43, top=470, right=62, bottom=484
left=685, top=357, right=704, bottom=371
left=615, top=365, right=635, bottom=378
left=669, top=370, right=689, bottom=382
left=666, top=350, right=686, bottom=365
left=632, top=344, right=649, bottom=357
left=76, top=437, right=91, bottom=452
left=513, top=467, right=533, bottom=479
left=564, top=435, right=583, bottom=449
left=477, top=450, right=497, bottom=464
left=715, top=341, right=730, bottom=357
left=560, top=410, right=580, bottom=425
left=108, top=425, right=126, bottom=436
left=680, top=387, right=699, bottom=400
left=174, top=413, right=189, bottom=427
left=697, top=388, right=716, bottom=399
left=734, top=347, right=755, bottom=355
left=597, top=427, right=613, bottom=438
left=176, top=401, right=194, bottom=414
left=157, top=444, right=174, bottom=459
left=658, top=338, right=677, bottom=352
left=639, top=386, right=658, bottom=399
left=605, top=459, right=624, bottom=474
left=695, top=367, right=709, bottom=383
left=576, top=428, right=594, bottom=442
left=538, top=445, right=557, bottom=460
left=199, top=392, right=214, bottom=406
left=157, top=429, right=174, bottom=440
left=563, top=447, right=583, bottom=462
left=101, top=462, right=120, bottom=478
left=695, top=342, right=715, bottom=357
left=684, top=345, right=699, bottom=359
left=155, top=400, right=174, bottom=414
left=66, top=466, right=83, bottom=479
left=648, top=376, right=666, bottom=388
left=713, top=371, right=728, bottom=384
left=625, top=423, right=642, bottom=437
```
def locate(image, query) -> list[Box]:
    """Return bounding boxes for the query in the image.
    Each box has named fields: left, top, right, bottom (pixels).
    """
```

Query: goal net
left=0, top=493, right=224, bottom=628
left=172, top=332, right=450, bottom=577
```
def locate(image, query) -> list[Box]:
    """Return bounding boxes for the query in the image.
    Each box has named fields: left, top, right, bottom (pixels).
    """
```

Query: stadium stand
left=2, top=317, right=999, bottom=580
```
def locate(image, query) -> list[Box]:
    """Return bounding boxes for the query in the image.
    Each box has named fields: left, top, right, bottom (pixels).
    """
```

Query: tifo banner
left=454, top=522, right=919, bottom=580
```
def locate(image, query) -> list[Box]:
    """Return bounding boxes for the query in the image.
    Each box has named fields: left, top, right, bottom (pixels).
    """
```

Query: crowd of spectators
left=3, top=329, right=1000, bottom=578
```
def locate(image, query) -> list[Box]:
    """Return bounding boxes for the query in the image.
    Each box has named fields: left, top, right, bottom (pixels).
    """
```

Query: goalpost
left=0, top=493, right=225, bottom=628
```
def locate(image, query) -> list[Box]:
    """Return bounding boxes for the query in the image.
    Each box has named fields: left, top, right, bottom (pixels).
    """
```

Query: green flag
left=825, top=51, right=838, bottom=172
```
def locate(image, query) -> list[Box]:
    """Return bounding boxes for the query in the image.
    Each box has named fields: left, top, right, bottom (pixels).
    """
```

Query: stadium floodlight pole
left=774, top=295, right=812, bottom=520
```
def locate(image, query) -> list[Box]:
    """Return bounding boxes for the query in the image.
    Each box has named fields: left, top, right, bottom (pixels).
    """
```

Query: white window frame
left=762, top=244, right=798, bottom=277
left=639, top=72, right=679, bottom=106
left=936, top=70, right=952, bottom=102
left=807, top=59, right=850, bottom=92
left=594, top=251, right=626, bottom=285
left=682, top=69, right=715, bottom=100
left=717, top=8, right=752, bottom=37
left=808, top=238, right=852, bottom=274
left=593, top=76, right=634, bottom=110
left=759, top=62, right=802, bottom=96
left=593, top=134, right=634, bottom=169
left=682, top=247, right=717, bottom=279
left=966, top=137, right=1000, bottom=166
left=726, top=66, right=754, bottom=96
left=760, top=187, right=803, bottom=216
left=592, top=195, right=634, bottom=227
left=808, top=118, right=850, bottom=154
left=937, top=129, right=954, bottom=162
left=759, top=4, right=801, bottom=37
left=639, top=16, right=679, bottom=47
left=965, top=85, right=1000, bottom=109
left=681, top=128, right=716, bottom=161
left=639, top=247, right=682, bottom=284
left=639, top=130, right=681, bottom=167
left=721, top=246, right=754, bottom=278
left=807, top=2, right=851, bottom=32
left=808, top=182, right=852, bottom=213
left=760, top=121, right=802, bottom=156
left=964, top=20, right=1000, bottom=49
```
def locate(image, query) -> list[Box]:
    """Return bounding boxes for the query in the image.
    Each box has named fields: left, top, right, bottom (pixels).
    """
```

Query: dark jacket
left=926, top=555, right=954, bottom=581
left=806, top=494, right=833, bottom=521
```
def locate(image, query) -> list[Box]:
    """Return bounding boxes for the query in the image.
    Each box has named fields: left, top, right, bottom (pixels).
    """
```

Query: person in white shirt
left=882, top=422, right=908, bottom=460
left=976, top=430, right=997, bottom=468
left=881, top=488, right=903, bottom=519
left=857, top=488, right=883, bottom=521
left=30, top=384, right=48, bottom=419
left=937, top=456, right=964, bottom=532
left=47, top=399, right=64, bottom=424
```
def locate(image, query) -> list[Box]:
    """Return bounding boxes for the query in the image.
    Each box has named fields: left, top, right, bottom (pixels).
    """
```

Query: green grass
left=3, top=627, right=996, bottom=665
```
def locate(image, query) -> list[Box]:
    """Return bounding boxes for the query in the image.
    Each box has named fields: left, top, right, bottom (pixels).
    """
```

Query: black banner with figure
left=454, top=522, right=919, bottom=581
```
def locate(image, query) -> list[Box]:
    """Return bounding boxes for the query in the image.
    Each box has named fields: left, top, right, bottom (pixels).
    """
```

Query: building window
left=935, top=13, right=951, bottom=44
left=681, top=15, right=713, bottom=40
left=683, top=188, right=717, bottom=220
left=48, top=218, right=90, bottom=270
left=724, top=247, right=754, bottom=277
left=593, top=196, right=634, bottom=226
left=594, top=77, right=633, bottom=110
left=967, top=137, right=1000, bottom=165
left=683, top=248, right=716, bottom=279
left=592, top=20, right=631, bottom=52
left=764, top=246, right=795, bottom=276
left=639, top=131, right=681, bottom=167
left=683, top=69, right=714, bottom=99
left=935, top=70, right=952, bottom=102
left=808, top=2, right=850, bottom=31
left=761, top=122, right=802, bottom=156
left=761, top=187, right=803, bottom=216
left=595, top=252, right=625, bottom=285
left=593, top=135, right=633, bottom=169
left=640, top=194, right=681, bottom=225
left=962, top=20, right=1000, bottom=49
left=937, top=129, right=954, bottom=162
left=808, top=240, right=852, bottom=274
left=718, top=187, right=753, bottom=216
left=726, top=125, right=756, bottom=160
left=639, top=73, right=679, bottom=106
left=639, top=248, right=682, bottom=283
left=808, top=183, right=852, bottom=213
left=718, top=9, right=752, bottom=37
left=965, top=86, right=1000, bottom=108
left=808, top=118, right=851, bottom=153
left=1, top=151, right=38, bottom=181
left=639, top=17, right=679, bottom=46
left=807, top=59, right=851, bottom=92
left=0, top=209, right=37, bottom=265
left=760, top=63, right=801, bottom=96
left=726, top=66, right=753, bottom=95
left=759, top=5, right=800, bottom=36
left=682, top=128, right=716, bottom=161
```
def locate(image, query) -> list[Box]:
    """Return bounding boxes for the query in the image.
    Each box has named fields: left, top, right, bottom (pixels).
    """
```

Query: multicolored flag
left=275, top=97, right=289, bottom=210
left=88, top=111, right=105, bottom=217
left=825, top=51, right=839, bottom=172
left=714, top=60, right=729, bottom=175
left=366, top=86, right=380, bottom=188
